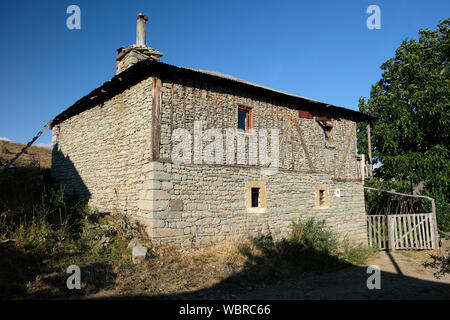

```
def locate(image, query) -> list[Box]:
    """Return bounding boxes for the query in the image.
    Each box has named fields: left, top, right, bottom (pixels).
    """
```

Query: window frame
left=246, top=181, right=267, bottom=213
left=237, top=105, right=253, bottom=132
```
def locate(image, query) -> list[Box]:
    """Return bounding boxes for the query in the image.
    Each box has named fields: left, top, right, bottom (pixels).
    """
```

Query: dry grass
left=0, top=161, right=376, bottom=299
left=0, top=140, right=51, bottom=168
left=103, top=239, right=256, bottom=297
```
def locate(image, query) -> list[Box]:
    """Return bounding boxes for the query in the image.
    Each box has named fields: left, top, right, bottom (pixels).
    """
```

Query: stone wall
left=158, top=78, right=359, bottom=180
left=52, top=72, right=367, bottom=246
left=136, top=161, right=367, bottom=246
left=52, top=77, right=154, bottom=214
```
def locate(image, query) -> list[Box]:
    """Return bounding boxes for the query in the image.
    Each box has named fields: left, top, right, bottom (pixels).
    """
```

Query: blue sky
left=0, top=0, right=448, bottom=146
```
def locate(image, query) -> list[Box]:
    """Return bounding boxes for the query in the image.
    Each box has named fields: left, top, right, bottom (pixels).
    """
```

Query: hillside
left=0, top=140, right=52, bottom=168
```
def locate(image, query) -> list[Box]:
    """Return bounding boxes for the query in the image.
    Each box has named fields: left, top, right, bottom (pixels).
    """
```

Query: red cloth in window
left=298, top=110, right=313, bottom=119
left=298, top=110, right=332, bottom=122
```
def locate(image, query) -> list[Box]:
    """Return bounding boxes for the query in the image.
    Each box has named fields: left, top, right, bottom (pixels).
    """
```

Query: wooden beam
left=367, top=123, right=372, bottom=164
left=151, top=76, right=162, bottom=161
left=264, top=113, right=291, bottom=168
left=334, top=121, right=356, bottom=179
left=291, top=115, right=315, bottom=171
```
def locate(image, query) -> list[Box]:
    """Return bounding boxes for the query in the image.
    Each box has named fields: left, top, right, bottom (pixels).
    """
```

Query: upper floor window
left=324, top=126, right=334, bottom=147
left=238, top=106, right=253, bottom=132
left=315, top=117, right=334, bottom=148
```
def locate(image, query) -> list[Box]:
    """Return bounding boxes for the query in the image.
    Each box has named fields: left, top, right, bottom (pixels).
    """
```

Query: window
left=319, top=189, right=325, bottom=206
left=324, top=126, right=334, bottom=147
left=238, top=106, right=253, bottom=132
left=251, top=187, right=260, bottom=208
left=315, top=117, right=334, bottom=148
left=246, top=181, right=266, bottom=213
left=315, top=184, right=329, bottom=208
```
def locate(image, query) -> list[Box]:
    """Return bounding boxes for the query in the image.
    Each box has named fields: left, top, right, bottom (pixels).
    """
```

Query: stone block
left=152, top=228, right=184, bottom=238
left=169, top=199, right=184, bottom=211
left=140, top=190, right=170, bottom=201
left=137, top=199, right=169, bottom=211
left=161, top=181, right=173, bottom=190
left=151, top=211, right=182, bottom=219
left=148, top=171, right=171, bottom=181
left=132, top=245, right=148, bottom=264
left=142, top=179, right=162, bottom=190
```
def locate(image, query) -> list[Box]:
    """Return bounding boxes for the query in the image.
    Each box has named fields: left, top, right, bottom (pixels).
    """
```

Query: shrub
left=0, top=141, right=7, bottom=154
left=424, top=253, right=450, bottom=279
left=0, top=165, right=87, bottom=254
left=340, top=240, right=378, bottom=265
left=237, top=217, right=376, bottom=282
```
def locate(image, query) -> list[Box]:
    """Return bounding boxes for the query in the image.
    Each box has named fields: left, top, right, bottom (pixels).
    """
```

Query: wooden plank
left=169, top=82, right=174, bottom=155
left=423, top=214, right=428, bottom=249
left=429, top=219, right=435, bottom=249
left=265, top=114, right=291, bottom=168
left=413, top=215, right=419, bottom=248
left=402, top=215, right=408, bottom=248
left=418, top=214, right=424, bottom=249
left=422, top=214, right=428, bottom=249
left=335, top=121, right=356, bottom=179
left=380, top=217, right=384, bottom=249
left=182, top=85, right=187, bottom=129
left=393, top=216, right=399, bottom=249
left=431, top=199, right=439, bottom=249
left=423, top=214, right=429, bottom=249
left=377, top=216, right=381, bottom=248
left=368, top=217, right=373, bottom=247
left=213, top=92, right=217, bottom=127
left=407, top=215, right=414, bottom=248
left=151, top=77, right=162, bottom=161
left=372, top=216, right=376, bottom=248
left=367, top=123, right=372, bottom=164
left=291, top=115, right=315, bottom=171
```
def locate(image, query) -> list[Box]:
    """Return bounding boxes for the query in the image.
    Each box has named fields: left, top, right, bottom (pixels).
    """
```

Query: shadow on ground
left=93, top=244, right=450, bottom=300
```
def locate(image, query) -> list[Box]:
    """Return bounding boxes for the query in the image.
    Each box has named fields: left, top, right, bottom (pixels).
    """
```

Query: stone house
left=50, top=14, right=374, bottom=245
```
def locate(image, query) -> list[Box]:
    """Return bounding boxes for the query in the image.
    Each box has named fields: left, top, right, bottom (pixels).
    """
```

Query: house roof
left=50, top=59, right=376, bottom=128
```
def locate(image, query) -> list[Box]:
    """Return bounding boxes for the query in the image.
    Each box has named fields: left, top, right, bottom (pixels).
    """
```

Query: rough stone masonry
left=50, top=14, right=374, bottom=246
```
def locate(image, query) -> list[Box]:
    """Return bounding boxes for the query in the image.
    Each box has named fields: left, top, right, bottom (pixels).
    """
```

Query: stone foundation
left=134, top=161, right=367, bottom=246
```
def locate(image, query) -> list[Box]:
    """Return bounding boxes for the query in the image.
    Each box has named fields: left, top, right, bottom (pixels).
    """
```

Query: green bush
left=245, top=218, right=375, bottom=276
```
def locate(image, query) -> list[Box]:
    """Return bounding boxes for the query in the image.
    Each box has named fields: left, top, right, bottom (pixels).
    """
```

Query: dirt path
left=228, top=248, right=450, bottom=300
left=69, top=241, right=450, bottom=300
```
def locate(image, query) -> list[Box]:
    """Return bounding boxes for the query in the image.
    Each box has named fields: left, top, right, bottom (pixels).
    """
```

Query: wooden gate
left=365, top=187, right=439, bottom=250
left=367, top=213, right=437, bottom=250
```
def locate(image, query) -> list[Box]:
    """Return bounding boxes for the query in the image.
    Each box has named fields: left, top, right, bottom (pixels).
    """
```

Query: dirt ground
left=148, top=240, right=449, bottom=300
left=218, top=241, right=450, bottom=300
left=85, top=240, right=450, bottom=300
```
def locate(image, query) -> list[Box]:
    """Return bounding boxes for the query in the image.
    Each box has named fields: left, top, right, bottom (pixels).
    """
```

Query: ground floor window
left=246, top=181, right=266, bottom=213
left=315, top=184, right=330, bottom=208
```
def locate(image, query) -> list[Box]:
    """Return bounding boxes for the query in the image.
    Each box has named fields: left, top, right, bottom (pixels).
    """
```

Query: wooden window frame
left=237, top=105, right=253, bottom=132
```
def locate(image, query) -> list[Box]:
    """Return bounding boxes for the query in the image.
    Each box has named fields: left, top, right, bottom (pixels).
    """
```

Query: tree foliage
left=357, top=19, right=450, bottom=231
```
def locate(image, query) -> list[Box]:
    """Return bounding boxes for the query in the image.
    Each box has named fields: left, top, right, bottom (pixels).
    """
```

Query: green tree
left=357, top=19, right=450, bottom=231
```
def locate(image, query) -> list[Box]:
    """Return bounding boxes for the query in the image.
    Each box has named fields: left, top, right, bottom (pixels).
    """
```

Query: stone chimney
left=115, top=13, right=163, bottom=74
